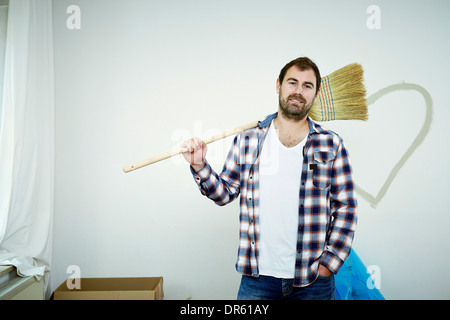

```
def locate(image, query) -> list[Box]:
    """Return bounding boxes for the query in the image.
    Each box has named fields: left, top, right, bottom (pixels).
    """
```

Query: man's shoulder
left=309, top=118, right=342, bottom=139
left=309, top=119, right=346, bottom=152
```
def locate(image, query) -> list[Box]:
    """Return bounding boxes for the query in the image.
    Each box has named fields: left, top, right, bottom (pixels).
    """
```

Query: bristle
left=310, top=63, right=368, bottom=121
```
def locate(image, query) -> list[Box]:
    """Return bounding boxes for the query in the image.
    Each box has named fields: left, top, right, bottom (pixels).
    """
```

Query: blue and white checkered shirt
left=190, top=112, right=357, bottom=287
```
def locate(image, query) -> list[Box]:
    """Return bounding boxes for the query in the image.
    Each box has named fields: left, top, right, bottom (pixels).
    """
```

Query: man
left=181, top=57, right=357, bottom=300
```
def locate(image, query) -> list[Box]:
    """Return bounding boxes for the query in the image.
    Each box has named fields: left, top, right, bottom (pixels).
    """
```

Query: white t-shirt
left=258, top=122, right=306, bottom=279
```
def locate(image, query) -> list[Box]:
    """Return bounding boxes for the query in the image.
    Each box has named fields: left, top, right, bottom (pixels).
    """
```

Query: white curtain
left=0, top=4, right=7, bottom=124
left=0, top=0, right=54, bottom=294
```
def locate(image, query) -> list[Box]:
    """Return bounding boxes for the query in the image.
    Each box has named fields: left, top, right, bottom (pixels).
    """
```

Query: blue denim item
left=237, top=274, right=335, bottom=300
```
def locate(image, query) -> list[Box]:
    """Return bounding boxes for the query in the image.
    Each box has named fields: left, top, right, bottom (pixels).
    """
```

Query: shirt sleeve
left=190, top=134, right=241, bottom=206
left=320, top=138, right=358, bottom=274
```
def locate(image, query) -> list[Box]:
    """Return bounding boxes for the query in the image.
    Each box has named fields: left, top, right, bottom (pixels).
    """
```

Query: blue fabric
left=335, top=250, right=385, bottom=300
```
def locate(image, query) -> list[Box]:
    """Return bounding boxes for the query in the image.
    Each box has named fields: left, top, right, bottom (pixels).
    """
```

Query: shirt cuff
left=320, top=250, right=344, bottom=274
left=190, top=161, right=211, bottom=184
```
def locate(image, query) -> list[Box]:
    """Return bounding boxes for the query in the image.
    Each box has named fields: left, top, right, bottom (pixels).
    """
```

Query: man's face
left=276, top=66, right=319, bottom=121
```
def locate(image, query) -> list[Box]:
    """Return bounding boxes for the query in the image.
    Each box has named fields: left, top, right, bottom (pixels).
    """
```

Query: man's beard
left=279, top=93, right=314, bottom=121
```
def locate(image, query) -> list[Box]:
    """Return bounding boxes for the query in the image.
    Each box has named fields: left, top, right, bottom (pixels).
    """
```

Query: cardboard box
left=53, top=277, right=163, bottom=300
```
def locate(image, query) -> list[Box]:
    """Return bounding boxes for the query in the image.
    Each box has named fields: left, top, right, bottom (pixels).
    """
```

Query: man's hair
left=278, top=57, right=321, bottom=94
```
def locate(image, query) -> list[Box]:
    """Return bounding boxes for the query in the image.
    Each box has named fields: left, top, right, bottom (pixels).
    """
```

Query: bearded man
left=181, top=57, right=357, bottom=300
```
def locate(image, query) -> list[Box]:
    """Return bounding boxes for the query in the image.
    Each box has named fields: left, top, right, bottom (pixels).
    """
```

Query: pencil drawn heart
left=355, top=83, right=433, bottom=208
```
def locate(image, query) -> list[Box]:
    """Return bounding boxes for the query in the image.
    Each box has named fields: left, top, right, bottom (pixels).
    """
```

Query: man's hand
left=318, top=264, right=333, bottom=277
left=180, top=137, right=207, bottom=172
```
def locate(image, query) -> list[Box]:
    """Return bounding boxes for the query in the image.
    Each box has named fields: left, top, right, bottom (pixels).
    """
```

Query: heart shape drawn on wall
left=355, top=83, right=433, bottom=208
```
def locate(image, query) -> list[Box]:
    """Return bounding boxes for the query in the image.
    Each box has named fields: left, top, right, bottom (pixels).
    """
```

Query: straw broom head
left=309, top=63, right=368, bottom=121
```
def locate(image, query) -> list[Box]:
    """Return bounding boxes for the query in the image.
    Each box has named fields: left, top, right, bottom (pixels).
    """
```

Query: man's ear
left=276, top=78, right=281, bottom=94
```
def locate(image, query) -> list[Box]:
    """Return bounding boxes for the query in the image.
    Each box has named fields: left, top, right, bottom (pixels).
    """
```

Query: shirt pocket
left=312, top=151, right=335, bottom=189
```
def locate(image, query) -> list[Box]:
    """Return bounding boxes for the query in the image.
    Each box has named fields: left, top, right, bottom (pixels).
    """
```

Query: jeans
left=237, top=274, right=335, bottom=300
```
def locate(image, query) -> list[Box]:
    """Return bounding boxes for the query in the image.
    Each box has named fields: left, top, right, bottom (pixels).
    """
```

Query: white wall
left=51, top=0, right=450, bottom=299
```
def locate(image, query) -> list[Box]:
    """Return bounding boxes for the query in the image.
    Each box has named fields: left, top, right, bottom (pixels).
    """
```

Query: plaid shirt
left=191, top=112, right=357, bottom=287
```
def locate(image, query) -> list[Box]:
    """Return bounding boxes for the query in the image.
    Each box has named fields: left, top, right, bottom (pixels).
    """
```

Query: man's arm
left=320, top=139, right=358, bottom=274
left=181, top=135, right=241, bottom=206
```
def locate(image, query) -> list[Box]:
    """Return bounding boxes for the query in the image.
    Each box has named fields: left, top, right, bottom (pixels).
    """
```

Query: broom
left=310, top=63, right=367, bottom=121
left=123, top=63, right=367, bottom=173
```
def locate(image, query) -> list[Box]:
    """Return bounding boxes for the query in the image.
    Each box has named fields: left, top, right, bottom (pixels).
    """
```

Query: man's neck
left=273, top=112, right=310, bottom=148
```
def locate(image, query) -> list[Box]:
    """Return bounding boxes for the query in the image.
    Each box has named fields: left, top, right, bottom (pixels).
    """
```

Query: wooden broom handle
left=123, top=120, right=259, bottom=173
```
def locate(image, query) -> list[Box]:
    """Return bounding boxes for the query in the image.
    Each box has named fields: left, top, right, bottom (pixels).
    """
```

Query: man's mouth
left=288, top=95, right=306, bottom=104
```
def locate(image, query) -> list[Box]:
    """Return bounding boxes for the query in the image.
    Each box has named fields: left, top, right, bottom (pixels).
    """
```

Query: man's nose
left=294, top=86, right=303, bottom=95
